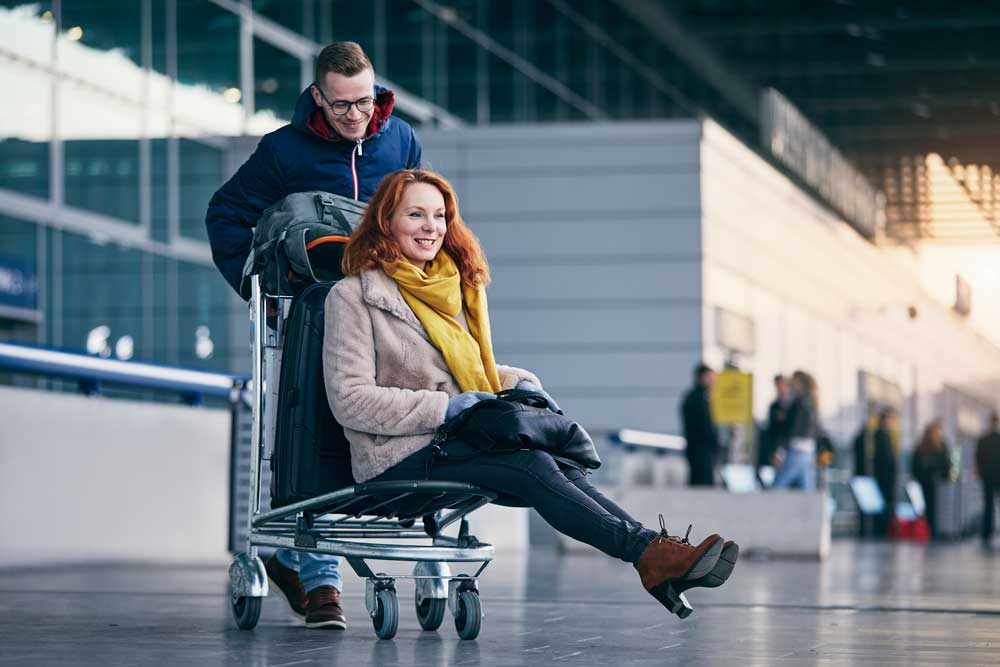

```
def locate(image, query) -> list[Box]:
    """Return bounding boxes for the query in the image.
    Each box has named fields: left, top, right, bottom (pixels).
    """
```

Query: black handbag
left=432, top=388, right=602, bottom=470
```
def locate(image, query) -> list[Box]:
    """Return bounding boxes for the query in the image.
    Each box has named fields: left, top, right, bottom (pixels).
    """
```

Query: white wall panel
left=487, top=261, right=700, bottom=302
left=469, top=215, right=702, bottom=257
left=490, top=304, right=701, bottom=347
left=0, top=387, right=230, bottom=566
left=462, top=171, right=700, bottom=217
left=499, top=350, right=700, bottom=392
left=420, top=121, right=705, bottom=436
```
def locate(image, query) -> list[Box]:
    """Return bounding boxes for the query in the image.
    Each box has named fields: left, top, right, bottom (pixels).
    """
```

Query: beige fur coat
left=323, top=268, right=541, bottom=482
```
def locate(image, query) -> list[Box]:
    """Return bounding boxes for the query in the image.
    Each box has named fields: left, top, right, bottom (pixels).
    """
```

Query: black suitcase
left=270, top=281, right=355, bottom=507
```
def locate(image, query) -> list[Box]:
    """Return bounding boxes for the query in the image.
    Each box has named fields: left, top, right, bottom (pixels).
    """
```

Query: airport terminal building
left=3, top=1, right=999, bottom=491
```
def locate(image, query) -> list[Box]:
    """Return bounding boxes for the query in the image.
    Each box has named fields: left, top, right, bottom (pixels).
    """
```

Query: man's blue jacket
left=205, top=85, right=422, bottom=296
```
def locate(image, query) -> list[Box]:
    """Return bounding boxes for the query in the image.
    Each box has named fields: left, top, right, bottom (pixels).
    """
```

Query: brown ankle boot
left=636, top=517, right=723, bottom=617
left=674, top=540, right=739, bottom=593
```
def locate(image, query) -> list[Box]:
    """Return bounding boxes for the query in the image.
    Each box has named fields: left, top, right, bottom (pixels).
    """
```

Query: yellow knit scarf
left=384, top=252, right=502, bottom=393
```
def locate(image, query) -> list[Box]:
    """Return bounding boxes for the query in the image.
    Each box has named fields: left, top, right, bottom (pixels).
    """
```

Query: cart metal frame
left=228, top=275, right=496, bottom=640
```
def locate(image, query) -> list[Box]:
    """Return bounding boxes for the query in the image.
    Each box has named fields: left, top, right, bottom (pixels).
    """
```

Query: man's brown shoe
left=264, top=555, right=308, bottom=618
left=636, top=517, right=723, bottom=617
left=305, top=586, right=347, bottom=629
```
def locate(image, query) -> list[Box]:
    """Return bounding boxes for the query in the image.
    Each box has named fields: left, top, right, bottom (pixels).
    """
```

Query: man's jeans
left=771, top=447, right=816, bottom=491
left=275, top=550, right=342, bottom=593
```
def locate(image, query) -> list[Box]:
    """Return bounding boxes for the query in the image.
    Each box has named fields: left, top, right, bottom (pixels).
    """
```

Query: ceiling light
left=86, top=325, right=111, bottom=356
left=115, top=335, right=135, bottom=361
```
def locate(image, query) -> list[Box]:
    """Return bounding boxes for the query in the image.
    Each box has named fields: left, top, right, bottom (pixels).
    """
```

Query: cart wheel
left=454, top=590, right=482, bottom=640
left=372, top=589, right=399, bottom=640
left=232, top=596, right=262, bottom=630
left=416, top=595, right=446, bottom=631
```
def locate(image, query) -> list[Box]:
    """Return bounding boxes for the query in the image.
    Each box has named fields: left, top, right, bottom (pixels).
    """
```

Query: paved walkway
left=1, top=540, right=998, bottom=666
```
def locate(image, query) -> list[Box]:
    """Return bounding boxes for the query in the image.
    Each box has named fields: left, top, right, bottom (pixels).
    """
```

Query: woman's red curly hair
left=342, top=169, right=490, bottom=287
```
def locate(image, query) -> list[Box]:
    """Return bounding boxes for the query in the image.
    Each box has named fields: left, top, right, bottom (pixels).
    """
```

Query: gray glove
left=516, top=379, right=561, bottom=414
left=445, top=391, right=495, bottom=420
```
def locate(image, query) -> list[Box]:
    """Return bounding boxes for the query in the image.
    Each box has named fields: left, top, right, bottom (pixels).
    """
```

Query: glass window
left=61, top=0, right=142, bottom=67
left=63, top=138, right=141, bottom=222
left=252, top=0, right=304, bottom=34
left=176, top=0, right=239, bottom=98
left=385, top=2, right=425, bottom=95
left=252, top=38, right=302, bottom=128
left=0, top=215, right=40, bottom=313
left=151, top=138, right=169, bottom=242
left=58, top=2, right=143, bottom=221
left=59, top=230, right=143, bottom=359
left=488, top=53, right=515, bottom=123
left=328, top=1, right=376, bottom=53
left=151, top=0, right=168, bottom=75
left=446, top=31, right=479, bottom=124
left=151, top=254, right=176, bottom=364
left=0, top=2, right=53, bottom=200
left=177, top=260, right=237, bottom=373
left=0, top=139, right=49, bottom=200
left=179, top=139, right=223, bottom=242
left=145, top=0, right=172, bottom=135
left=174, top=0, right=242, bottom=136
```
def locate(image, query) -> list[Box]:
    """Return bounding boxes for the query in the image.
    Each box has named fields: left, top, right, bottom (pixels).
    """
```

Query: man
left=976, top=413, right=1000, bottom=548
left=760, top=374, right=792, bottom=471
left=205, top=42, right=422, bottom=630
left=681, top=363, right=719, bottom=487
left=206, top=41, right=422, bottom=295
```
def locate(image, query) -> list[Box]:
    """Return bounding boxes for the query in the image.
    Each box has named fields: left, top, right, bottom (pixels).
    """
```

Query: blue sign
left=0, top=254, right=38, bottom=311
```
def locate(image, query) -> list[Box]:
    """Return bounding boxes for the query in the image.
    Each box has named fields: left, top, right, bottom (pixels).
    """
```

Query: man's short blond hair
left=315, top=41, right=373, bottom=83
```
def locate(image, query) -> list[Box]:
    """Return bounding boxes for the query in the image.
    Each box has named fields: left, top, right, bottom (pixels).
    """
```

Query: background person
left=771, top=371, right=819, bottom=491
left=911, top=420, right=952, bottom=539
left=760, top=374, right=792, bottom=473
left=976, top=413, right=1000, bottom=548
left=681, top=364, right=719, bottom=487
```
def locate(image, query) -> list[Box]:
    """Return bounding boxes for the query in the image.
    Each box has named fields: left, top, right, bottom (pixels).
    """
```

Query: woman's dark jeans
left=372, top=440, right=658, bottom=566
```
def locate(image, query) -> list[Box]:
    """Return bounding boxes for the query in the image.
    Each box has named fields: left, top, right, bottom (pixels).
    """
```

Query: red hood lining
left=307, top=89, right=395, bottom=142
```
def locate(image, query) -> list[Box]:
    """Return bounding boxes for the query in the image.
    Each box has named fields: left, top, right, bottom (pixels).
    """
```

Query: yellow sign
left=710, top=370, right=753, bottom=425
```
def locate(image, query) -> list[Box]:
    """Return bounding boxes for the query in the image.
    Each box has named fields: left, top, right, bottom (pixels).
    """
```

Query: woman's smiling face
left=389, top=182, right=447, bottom=270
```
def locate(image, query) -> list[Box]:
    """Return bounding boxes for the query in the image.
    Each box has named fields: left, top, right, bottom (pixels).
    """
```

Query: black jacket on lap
left=435, top=389, right=601, bottom=471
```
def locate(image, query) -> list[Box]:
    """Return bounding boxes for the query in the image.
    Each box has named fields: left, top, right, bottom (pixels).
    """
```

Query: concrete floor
left=1, top=540, right=999, bottom=666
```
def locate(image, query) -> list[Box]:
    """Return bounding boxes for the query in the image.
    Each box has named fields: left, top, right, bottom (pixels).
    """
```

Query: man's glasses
left=315, top=84, right=375, bottom=116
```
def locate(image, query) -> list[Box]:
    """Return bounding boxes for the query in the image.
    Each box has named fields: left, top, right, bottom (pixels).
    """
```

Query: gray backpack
left=240, top=191, right=367, bottom=298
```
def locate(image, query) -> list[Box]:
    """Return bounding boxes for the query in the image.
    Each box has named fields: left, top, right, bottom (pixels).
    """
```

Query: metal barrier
left=0, top=340, right=251, bottom=552
left=0, top=341, right=248, bottom=404
left=610, top=428, right=686, bottom=454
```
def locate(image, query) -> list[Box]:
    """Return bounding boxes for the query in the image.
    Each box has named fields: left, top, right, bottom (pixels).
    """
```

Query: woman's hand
left=445, top=391, right=496, bottom=420
left=516, top=379, right=561, bottom=414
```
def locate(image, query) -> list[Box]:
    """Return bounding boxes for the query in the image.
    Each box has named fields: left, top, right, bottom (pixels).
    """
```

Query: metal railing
left=0, top=341, right=248, bottom=405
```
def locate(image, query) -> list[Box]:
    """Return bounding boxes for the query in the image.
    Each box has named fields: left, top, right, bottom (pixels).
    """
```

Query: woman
left=912, top=420, right=952, bottom=538
left=771, top=370, right=819, bottom=491
left=322, top=169, right=736, bottom=613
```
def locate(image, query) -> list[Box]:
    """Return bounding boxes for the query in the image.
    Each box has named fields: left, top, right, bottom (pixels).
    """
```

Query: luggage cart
left=228, top=275, right=496, bottom=640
